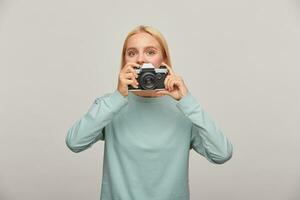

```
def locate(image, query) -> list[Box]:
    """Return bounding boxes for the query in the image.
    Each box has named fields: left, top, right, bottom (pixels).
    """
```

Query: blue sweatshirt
left=66, top=90, right=233, bottom=200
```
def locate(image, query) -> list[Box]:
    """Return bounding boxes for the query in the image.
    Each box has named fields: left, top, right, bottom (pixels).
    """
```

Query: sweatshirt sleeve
left=65, top=90, right=128, bottom=153
left=176, top=92, right=233, bottom=164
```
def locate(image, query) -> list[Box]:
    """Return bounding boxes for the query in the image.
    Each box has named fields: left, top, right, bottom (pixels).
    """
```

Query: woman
left=66, top=25, right=233, bottom=200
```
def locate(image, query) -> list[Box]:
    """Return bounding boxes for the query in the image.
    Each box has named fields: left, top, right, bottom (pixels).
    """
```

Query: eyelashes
left=127, top=49, right=157, bottom=57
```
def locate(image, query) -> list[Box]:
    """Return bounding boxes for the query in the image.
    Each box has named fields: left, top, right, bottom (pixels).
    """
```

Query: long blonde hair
left=120, top=25, right=172, bottom=69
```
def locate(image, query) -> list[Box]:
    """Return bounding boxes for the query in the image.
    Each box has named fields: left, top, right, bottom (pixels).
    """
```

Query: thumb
left=155, top=90, right=170, bottom=96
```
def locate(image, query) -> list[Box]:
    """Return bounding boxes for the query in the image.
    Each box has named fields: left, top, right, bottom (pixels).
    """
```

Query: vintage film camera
left=128, top=63, right=168, bottom=91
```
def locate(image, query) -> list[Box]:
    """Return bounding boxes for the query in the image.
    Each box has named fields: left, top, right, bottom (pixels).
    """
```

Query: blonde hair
left=120, top=25, right=172, bottom=69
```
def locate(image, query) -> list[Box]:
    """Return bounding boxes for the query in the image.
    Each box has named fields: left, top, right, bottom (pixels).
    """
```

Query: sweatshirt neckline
left=128, top=91, right=169, bottom=103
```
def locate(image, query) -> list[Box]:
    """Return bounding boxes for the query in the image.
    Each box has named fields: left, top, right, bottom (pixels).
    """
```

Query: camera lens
left=140, top=72, right=157, bottom=90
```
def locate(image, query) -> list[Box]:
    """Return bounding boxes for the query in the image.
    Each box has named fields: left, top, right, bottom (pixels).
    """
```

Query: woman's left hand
left=155, top=62, right=189, bottom=101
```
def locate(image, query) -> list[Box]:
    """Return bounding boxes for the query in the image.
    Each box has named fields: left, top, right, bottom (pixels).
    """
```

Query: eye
left=146, top=50, right=156, bottom=56
left=127, top=51, right=136, bottom=57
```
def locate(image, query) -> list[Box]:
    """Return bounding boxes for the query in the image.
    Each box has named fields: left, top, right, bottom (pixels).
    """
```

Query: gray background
left=1, top=0, right=299, bottom=199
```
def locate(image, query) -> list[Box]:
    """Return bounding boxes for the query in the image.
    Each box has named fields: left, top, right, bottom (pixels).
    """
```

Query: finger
left=124, top=72, right=133, bottom=78
left=124, top=66, right=139, bottom=78
left=170, top=77, right=180, bottom=91
left=123, top=62, right=140, bottom=71
left=124, top=79, right=138, bottom=88
left=164, top=75, right=171, bottom=90
left=152, top=91, right=164, bottom=97
left=161, top=62, right=175, bottom=76
left=124, top=72, right=136, bottom=80
left=124, top=79, right=134, bottom=85
left=124, top=72, right=139, bottom=85
left=166, top=76, right=174, bottom=91
left=169, top=79, right=176, bottom=91
left=124, top=62, right=140, bottom=69
left=129, top=73, right=139, bottom=87
left=155, top=90, right=170, bottom=96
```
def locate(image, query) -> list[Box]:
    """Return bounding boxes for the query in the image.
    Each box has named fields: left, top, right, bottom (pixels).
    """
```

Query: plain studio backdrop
left=0, top=0, right=299, bottom=199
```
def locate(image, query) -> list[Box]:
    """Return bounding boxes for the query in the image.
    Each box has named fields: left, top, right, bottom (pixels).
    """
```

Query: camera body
left=128, top=63, right=168, bottom=91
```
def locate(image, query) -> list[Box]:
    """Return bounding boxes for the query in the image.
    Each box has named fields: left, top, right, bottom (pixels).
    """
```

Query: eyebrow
left=126, top=46, right=159, bottom=51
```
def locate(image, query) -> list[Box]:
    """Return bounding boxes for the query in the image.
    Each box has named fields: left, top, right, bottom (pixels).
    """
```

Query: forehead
left=126, top=32, right=161, bottom=50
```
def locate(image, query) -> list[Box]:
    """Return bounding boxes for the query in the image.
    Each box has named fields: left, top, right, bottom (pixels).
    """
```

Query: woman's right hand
left=117, top=62, right=140, bottom=97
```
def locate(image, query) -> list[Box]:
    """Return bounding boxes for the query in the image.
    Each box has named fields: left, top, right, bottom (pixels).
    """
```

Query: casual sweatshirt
left=66, top=90, right=233, bottom=200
